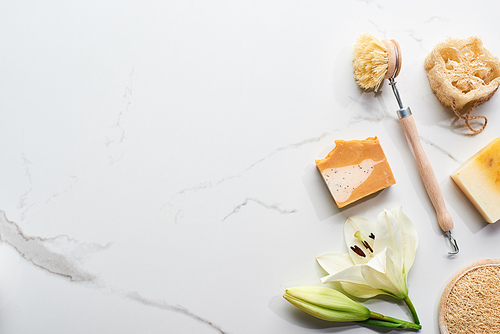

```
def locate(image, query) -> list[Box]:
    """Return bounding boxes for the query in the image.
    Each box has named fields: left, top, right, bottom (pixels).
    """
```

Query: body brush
left=353, top=33, right=459, bottom=255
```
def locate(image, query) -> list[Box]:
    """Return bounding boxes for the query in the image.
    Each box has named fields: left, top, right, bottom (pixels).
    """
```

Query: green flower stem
left=404, top=296, right=420, bottom=325
left=367, top=312, right=422, bottom=330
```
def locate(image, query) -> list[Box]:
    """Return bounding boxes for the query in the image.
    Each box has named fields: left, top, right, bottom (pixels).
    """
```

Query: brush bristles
left=353, top=33, right=389, bottom=90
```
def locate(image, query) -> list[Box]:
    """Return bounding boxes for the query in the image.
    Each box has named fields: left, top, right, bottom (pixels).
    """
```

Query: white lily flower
left=316, top=206, right=419, bottom=323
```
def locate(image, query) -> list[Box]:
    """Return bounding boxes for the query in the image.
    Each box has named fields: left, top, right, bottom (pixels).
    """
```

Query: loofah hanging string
left=452, top=100, right=487, bottom=134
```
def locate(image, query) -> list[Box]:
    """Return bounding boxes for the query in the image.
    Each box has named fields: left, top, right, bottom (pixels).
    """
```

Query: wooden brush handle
left=399, top=115, right=454, bottom=232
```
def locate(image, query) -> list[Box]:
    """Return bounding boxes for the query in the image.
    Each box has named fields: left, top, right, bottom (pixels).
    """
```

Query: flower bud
left=284, top=286, right=371, bottom=322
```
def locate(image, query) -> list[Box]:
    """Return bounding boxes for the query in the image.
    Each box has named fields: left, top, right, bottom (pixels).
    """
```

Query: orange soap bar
left=315, top=137, right=396, bottom=208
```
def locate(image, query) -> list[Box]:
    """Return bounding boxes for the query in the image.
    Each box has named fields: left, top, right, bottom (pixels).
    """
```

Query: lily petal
left=344, top=216, right=376, bottom=264
left=340, top=282, right=385, bottom=299
left=321, top=263, right=367, bottom=285
left=320, top=263, right=385, bottom=298
left=316, top=253, right=354, bottom=275
left=374, top=210, right=403, bottom=267
left=389, top=206, right=418, bottom=274
left=361, top=248, right=408, bottom=299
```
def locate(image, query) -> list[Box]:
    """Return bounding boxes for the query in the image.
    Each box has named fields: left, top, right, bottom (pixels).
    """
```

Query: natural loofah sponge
left=425, top=36, right=500, bottom=134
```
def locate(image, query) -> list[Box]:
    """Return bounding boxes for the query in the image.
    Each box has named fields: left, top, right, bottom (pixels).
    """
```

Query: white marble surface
left=1, top=0, right=500, bottom=333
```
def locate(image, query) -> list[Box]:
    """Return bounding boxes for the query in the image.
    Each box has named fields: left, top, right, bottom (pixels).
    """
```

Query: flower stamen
left=350, top=245, right=366, bottom=257
left=354, top=231, right=374, bottom=253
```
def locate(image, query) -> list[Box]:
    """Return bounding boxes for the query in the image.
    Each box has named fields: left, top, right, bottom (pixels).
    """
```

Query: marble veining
left=0, top=210, right=230, bottom=333
left=221, top=197, right=297, bottom=223
left=122, top=291, right=227, bottom=334
left=0, top=211, right=100, bottom=282
left=44, top=175, right=79, bottom=204
left=164, top=131, right=330, bottom=223
left=18, top=154, right=34, bottom=222
left=106, top=66, right=135, bottom=164
left=420, top=136, right=460, bottom=163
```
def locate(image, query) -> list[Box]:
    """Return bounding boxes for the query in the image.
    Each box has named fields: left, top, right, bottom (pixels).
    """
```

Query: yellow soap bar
left=451, top=137, right=500, bottom=223
left=315, top=137, right=396, bottom=208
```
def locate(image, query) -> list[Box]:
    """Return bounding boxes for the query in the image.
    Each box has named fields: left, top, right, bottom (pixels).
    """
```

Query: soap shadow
left=302, top=164, right=340, bottom=222
left=447, top=179, right=489, bottom=234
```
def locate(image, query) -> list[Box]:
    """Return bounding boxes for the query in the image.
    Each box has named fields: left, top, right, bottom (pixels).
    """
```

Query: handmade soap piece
left=451, top=137, right=500, bottom=223
left=315, top=137, right=396, bottom=208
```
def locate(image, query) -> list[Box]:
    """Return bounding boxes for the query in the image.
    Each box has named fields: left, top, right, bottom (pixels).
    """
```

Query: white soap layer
left=322, top=159, right=381, bottom=203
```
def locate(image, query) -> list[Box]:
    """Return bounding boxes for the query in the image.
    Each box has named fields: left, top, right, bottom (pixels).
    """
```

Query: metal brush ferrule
left=397, top=106, right=412, bottom=119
